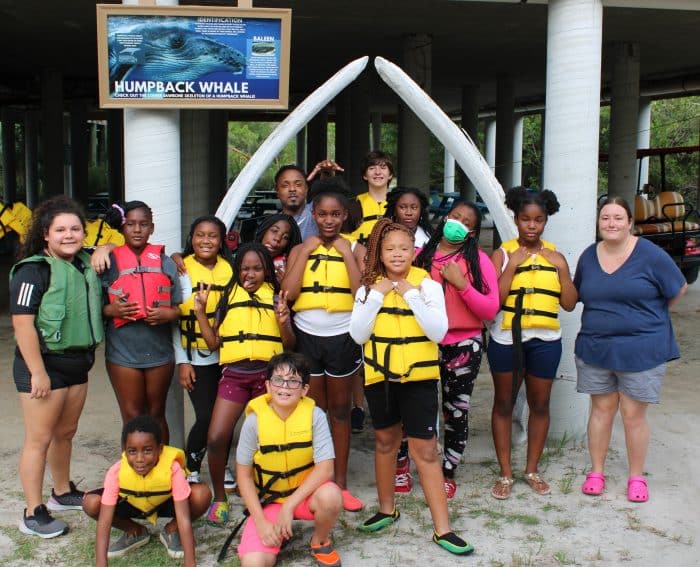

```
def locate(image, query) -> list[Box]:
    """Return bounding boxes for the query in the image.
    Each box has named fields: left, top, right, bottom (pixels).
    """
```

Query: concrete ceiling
left=0, top=1, right=698, bottom=117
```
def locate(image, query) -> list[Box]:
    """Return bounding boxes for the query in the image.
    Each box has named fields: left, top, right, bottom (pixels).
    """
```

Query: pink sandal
left=581, top=472, right=605, bottom=496
left=627, top=476, right=649, bottom=502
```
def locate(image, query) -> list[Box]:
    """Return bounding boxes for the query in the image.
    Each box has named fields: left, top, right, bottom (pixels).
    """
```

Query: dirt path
left=0, top=282, right=697, bottom=566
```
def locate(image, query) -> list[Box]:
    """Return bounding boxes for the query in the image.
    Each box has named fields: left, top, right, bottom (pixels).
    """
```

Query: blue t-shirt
left=573, top=238, right=685, bottom=372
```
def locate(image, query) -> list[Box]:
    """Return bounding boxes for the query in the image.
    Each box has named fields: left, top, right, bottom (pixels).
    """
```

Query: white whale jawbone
left=215, top=56, right=370, bottom=229
left=373, top=56, right=517, bottom=241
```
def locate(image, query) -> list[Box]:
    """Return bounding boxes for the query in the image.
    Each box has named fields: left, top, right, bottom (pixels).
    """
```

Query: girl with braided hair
left=411, top=201, right=500, bottom=499
left=487, top=187, right=577, bottom=500
left=350, top=219, right=475, bottom=556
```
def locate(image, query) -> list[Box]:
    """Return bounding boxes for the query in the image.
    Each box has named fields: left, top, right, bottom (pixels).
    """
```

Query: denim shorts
left=575, top=356, right=666, bottom=404
left=486, top=338, right=562, bottom=379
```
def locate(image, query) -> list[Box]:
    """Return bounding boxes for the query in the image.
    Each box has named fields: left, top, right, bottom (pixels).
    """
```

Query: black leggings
left=185, top=363, right=221, bottom=472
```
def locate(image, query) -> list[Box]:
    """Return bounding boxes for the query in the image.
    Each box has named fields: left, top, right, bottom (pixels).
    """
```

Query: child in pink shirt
left=414, top=201, right=499, bottom=498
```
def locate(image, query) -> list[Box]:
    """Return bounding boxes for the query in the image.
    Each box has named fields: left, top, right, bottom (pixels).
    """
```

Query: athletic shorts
left=217, top=366, right=267, bottom=405
left=88, top=488, right=176, bottom=519
left=486, top=338, right=562, bottom=379
left=575, top=356, right=666, bottom=404
left=13, top=349, right=95, bottom=393
left=295, top=328, right=362, bottom=378
left=365, top=379, right=439, bottom=439
left=238, top=482, right=337, bottom=558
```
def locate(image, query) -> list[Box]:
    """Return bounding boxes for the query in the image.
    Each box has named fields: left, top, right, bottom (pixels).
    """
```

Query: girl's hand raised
left=276, top=290, right=291, bottom=326
left=394, top=278, right=417, bottom=297
left=507, top=246, right=532, bottom=268
left=193, top=281, right=211, bottom=315
left=371, top=278, right=395, bottom=296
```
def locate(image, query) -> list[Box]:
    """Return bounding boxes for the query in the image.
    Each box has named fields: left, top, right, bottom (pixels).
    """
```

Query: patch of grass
left=553, top=550, right=576, bottom=565
left=558, top=468, right=577, bottom=495
left=469, top=508, right=540, bottom=527
left=554, top=518, right=575, bottom=530
left=542, top=503, right=564, bottom=513
left=0, top=526, right=36, bottom=562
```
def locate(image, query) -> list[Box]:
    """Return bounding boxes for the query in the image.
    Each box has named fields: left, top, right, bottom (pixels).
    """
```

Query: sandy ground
left=0, top=282, right=697, bottom=566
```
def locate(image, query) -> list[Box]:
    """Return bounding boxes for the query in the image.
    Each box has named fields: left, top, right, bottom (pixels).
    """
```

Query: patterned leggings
left=440, top=338, right=483, bottom=479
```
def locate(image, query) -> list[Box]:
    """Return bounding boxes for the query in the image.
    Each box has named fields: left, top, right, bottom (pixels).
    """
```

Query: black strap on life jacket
left=299, top=281, right=352, bottom=295
left=308, top=252, right=345, bottom=272
left=220, top=332, right=283, bottom=344
left=258, top=440, right=313, bottom=454
left=362, top=213, right=383, bottom=223
left=217, top=455, right=313, bottom=562
left=511, top=288, right=526, bottom=406
left=118, top=487, right=172, bottom=519
left=514, top=263, right=558, bottom=275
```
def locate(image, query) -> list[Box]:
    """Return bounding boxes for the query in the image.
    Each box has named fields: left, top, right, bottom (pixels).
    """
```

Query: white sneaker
left=186, top=471, right=200, bottom=484
left=224, top=467, right=237, bottom=492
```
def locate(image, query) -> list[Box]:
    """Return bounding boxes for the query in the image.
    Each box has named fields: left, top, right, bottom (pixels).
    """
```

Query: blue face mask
left=442, top=218, right=469, bottom=243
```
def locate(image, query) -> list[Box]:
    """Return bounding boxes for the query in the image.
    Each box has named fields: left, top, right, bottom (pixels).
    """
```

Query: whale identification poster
left=96, top=5, right=291, bottom=109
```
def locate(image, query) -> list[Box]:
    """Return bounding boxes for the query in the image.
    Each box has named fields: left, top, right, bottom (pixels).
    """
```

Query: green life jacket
left=11, top=251, right=104, bottom=352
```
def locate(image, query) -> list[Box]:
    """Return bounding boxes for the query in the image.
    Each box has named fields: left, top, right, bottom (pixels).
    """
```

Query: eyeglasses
left=269, top=375, right=304, bottom=389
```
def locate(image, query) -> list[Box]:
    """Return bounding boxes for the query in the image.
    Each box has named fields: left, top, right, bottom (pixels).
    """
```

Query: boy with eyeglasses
left=235, top=352, right=343, bottom=567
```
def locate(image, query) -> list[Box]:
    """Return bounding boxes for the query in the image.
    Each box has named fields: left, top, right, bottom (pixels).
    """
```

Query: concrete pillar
left=296, top=128, right=306, bottom=172
left=41, top=68, right=64, bottom=196
left=512, top=115, right=524, bottom=187
left=349, top=73, right=371, bottom=192
left=181, top=110, right=215, bottom=227
left=637, top=97, right=651, bottom=191
left=484, top=118, right=496, bottom=173
left=208, top=110, right=229, bottom=214
left=444, top=150, right=455, bottom=193
left=90, top=122, right=99, bottom=168
left=371, top=112, right=382, bottom=152
left=398, top=33, right=431, bottom=193
left=542, top=0, right=603, bottom=441
left=334, top=91, right=351, bottom=174
left=307, top=107, right=328, bottom=173
left=495, top=76, right=515, bottom=190
left=122, top=0, right=184, bottom=452
left=24, top=111, right=39, bottom=207
left=1, top=111, right=17, bottom=202
left=70, top=101, right=89, bottom=205
left=107, top=110, right=124, bottom=204
left=460, top=85, right=480, bottom=202
left=607, top=42, right=640, bottom=203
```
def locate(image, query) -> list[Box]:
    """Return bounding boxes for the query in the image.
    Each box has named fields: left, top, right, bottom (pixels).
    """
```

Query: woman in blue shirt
left=574, top=197, right=687, bottom=503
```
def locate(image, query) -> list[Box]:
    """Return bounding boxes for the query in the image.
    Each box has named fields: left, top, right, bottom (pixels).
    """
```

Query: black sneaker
left=47, top=481, right=85, bottom=511
left=351, top=406, right=365, bottom=433
left=19, top=504, right=68, bottom=539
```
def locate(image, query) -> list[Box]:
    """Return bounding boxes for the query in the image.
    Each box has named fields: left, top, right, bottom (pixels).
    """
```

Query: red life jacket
left=107, top=244, right=173, bottom=328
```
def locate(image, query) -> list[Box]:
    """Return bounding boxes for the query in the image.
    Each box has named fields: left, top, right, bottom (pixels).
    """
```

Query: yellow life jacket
left=83, top=219, right=125, bottom=248
left=247, top=394, right=315, bottom=503
left=178, top=255, right=233, bottom=358
left=293, top=244, right=354, bottom=313
left=363, top=266, right=440, bottom=386
left=117, top=445, right=186, bottom=524
left=351, top=192, right=387, bottom=244
left=218, top=282, right=282, bottom=364
left=0, top=201, right=32, bottom=242
left=501, top=238, right=561, bottom=331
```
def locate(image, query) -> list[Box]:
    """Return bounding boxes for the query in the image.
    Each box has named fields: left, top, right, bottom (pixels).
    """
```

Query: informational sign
left=96, top=5, right=291, bottom=109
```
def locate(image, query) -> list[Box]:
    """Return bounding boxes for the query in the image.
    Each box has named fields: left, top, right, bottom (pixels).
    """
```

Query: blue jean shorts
left=486, top=338, right=562, bottom=379
left=575, top=356, right=666, bottom=404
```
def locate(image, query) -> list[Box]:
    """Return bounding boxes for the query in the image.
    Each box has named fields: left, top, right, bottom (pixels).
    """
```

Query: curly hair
left=384, top=186, right=432, bottom=236
left=121, top=415, right=162, bottom=448
left=19, top=195, right=86, bottom=261
left=504, top=186, right=560, bottom=218
left=415, top=200, right=489, bottom=294
left=182, top=215, right=234, bottom=264
left=359, top=218, right=415, bottom=301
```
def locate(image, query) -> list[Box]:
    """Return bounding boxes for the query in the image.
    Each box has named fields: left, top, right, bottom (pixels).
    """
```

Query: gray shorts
left=575, top=356, right=666, bottom=404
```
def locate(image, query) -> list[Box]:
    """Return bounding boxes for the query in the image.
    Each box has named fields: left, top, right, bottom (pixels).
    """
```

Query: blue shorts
left=486, top=338, right=562, bottom=379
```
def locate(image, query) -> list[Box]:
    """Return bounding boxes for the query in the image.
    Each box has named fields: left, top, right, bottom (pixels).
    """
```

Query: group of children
left=10, top=150, right=580, bottom=565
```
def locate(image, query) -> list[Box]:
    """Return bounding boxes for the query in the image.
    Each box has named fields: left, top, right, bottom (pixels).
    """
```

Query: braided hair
left=182, top=215, right=234, bottom=264
left=384, top=186, right=432, bottom=236
left=504, top=186, right=560, bottom=218
left=415, top=200, right=489, bottom=294
left=359, top=218, right=415, bottom=302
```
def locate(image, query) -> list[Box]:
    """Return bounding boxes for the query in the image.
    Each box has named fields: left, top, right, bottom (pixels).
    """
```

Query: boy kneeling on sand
left=83, top=415, right=210, bottom=566
left=237, top=352, right=343, bottom=567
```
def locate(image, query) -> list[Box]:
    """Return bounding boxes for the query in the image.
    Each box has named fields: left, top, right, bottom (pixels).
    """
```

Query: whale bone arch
left=215, top=55, right=516, bottom=241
